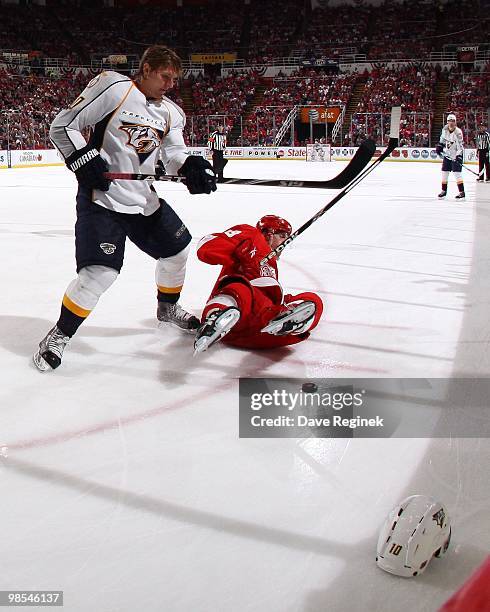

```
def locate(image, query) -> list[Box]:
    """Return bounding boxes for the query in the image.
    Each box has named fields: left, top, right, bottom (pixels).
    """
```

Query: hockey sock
left=457, top=181, right=465, bottom=193
left=157, top=288, right=180, bottom=304
left=56, top=265, right=118, bottom=337
left=441, top=182, right=447, bottom=193
left=155, top=248, right=189, bottom=304
left=57, top=300, right=89, bottom=338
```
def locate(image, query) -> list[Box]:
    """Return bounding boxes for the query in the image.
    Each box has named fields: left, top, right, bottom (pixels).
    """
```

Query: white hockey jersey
left=439, top=125, right=464, bottom=161
left=50, top=71, right=189, bottom=215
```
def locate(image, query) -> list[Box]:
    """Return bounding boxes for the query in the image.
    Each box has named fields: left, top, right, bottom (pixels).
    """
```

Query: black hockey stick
left=103, top=140, right=376, bottom=190
left=463, top=164, right=483, bottom=177
left=259, top=106, right=401, bottom=265
left=442, top=154, right=482, bottom=177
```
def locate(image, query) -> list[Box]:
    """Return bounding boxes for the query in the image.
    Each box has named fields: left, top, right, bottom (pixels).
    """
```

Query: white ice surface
left=0, top=160, right=489, bottom=612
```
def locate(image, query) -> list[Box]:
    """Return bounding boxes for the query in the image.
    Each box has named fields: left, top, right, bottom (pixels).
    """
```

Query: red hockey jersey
left=196, top=224, right=283, bottom=304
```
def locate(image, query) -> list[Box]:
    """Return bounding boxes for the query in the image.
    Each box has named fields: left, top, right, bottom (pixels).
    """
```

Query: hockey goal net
left=306, top=142, right=332, bottom=162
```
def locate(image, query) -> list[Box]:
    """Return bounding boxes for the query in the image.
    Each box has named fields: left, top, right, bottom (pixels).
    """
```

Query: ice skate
left=33, top=325, right=70, bottom=372
left=157, top=302, right=200, bottom=332
left=455, top=192, right=465, bottom=199
left=438, top=191, right=447, bottom=199
left=262, top=301, right=316, bottom=336
left=193, top=307, right=240, bottom=355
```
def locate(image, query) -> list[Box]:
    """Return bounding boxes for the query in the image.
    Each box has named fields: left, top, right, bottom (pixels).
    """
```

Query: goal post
left=306, top=142, right=332, bottom=162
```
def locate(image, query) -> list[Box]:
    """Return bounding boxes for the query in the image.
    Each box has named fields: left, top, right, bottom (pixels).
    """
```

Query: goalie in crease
left=193, top=215, right=324, bottom=354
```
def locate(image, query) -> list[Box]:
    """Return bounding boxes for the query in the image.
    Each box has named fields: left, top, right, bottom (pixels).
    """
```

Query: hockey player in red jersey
left=193, top=215, right=323, bottom=354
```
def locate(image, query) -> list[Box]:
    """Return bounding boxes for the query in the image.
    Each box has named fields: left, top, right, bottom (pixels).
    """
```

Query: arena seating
left=446, top=64, right=490, bottom=147
left=1, top=0, right=488, bottom=63
left=296, top=4, right=371, bottom=60
left=242, top=70, right=356, bottom=145
left=0, top=0, right=488, bottom=150
left=247, top=0, right=304, bottom=64
left=350, top=65, right=436, bottom=146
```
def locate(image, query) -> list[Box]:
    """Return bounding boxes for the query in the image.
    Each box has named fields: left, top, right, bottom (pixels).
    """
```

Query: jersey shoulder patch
left=81, top=71, right=130, bottom=98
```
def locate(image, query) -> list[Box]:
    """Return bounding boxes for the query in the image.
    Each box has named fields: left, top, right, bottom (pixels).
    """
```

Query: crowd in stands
left=446, top=63, right=490, bottom=146
left=240, top=69, right=357, bottom=145
left=0, top=68, right=87, bottom=149
left=185, top=71, right=257, bottom=144
left=0, top=0, right=488, bottom=151
left=246, top=0, right=304, bottom=64
left=438, top=0, right=489, bottom=48
left=367, top=0, right=438, bottom=60
left=296, top=4, right=371, bottom=61
left=1, top=5, right=79, bottom=61
left=0, top=62, right=487, bottom=150
left=179, top=1, right=244, bottom=55
left=349, top=112, right=431, bottom=147
left=349, top=65, right=436, bottom=146
left=358, top=65, right=437, bottom=114
left=0, top=0, right=488, bottom=67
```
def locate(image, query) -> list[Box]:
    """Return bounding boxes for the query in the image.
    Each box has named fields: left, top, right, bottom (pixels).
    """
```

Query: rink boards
left=0, top=146, right=480, bottom=170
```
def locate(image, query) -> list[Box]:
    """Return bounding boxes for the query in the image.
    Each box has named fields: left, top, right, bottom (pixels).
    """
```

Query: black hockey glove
left=178, top=155, right=217, bottom=195
left=435, top=143, right=444, bottom=158
left=455, top=154, right=463, bottom=166
left=155, top=159, right=166, bottom=179
left=66, top=144, right=110, bottom=191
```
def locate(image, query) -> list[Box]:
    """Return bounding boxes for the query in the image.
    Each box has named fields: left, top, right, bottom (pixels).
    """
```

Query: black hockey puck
left=302, top=382, right=318, bottom=393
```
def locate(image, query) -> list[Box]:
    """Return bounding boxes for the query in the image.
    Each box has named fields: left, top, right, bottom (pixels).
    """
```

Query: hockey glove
left=155, top=159, right=166, bottom=179
left=455, top=154, right=463, bottom=166
left=178, top=156, right=217, bottom=195
left=234, top=238, right=260, bottom=278
left=66, top=144, right=110, bottom=191
left=435, top=143, right=444, bottom=158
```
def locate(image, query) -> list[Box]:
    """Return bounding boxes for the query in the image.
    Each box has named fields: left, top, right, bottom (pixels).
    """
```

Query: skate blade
left=261, top=301, right=316, bottom=335
left=32, top=351, right=52, bottom=372
left=193, top=309, right=240, bottom=355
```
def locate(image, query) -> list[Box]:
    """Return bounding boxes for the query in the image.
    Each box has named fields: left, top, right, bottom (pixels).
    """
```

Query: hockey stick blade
left=314, top=138, right=376, bottom=189
left=221, top=139, right=375, bottom=189
left=103, top=140, right=376, bottom=190
left=259, top=106, right=401, bottom=264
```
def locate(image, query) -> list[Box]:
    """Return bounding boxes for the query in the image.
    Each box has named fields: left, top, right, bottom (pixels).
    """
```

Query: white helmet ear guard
left=376, top=495, right=451, bottom=577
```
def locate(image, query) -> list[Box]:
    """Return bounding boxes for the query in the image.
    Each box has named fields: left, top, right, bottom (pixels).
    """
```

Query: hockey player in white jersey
left=33, top=45, right=217, bottom=372
left=435, top=113, right=465, bottom=199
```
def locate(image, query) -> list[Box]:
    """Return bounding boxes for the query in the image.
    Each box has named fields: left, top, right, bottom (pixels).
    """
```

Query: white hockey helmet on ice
left=376, top=495, right=451, bottom=577
left=447, top=113, right=457, bottom=122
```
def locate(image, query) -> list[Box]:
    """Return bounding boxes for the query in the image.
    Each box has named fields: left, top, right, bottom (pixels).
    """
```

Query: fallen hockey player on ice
left=193, top=215, right=323, bottom=354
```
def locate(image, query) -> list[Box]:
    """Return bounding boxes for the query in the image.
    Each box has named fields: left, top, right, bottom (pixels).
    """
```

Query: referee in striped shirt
left=476, top=122, right=490, bottom=182
left=208, top=125, right=227, bottom=183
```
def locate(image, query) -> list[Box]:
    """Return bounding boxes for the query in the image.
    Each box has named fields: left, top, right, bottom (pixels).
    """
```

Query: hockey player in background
left=193, top=215, right=323, bottom=354
left=435, top=113, right=465, bottom=199
left=33, top=45, right=217, bottom=372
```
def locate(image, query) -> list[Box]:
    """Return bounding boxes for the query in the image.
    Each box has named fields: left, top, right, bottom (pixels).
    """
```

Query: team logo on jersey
left=87, top=74, right=102, bottom=88
left=119, top=122, right=164, bottom=161
left=100, top=242, right=116, bottom=255
left=432, top=509, right=446, bottom=528
left=260, top=263, right=276, bottom=278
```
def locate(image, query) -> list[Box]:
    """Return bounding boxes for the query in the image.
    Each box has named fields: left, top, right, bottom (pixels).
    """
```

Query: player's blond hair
left=138, top=45, right=182, bottom=77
